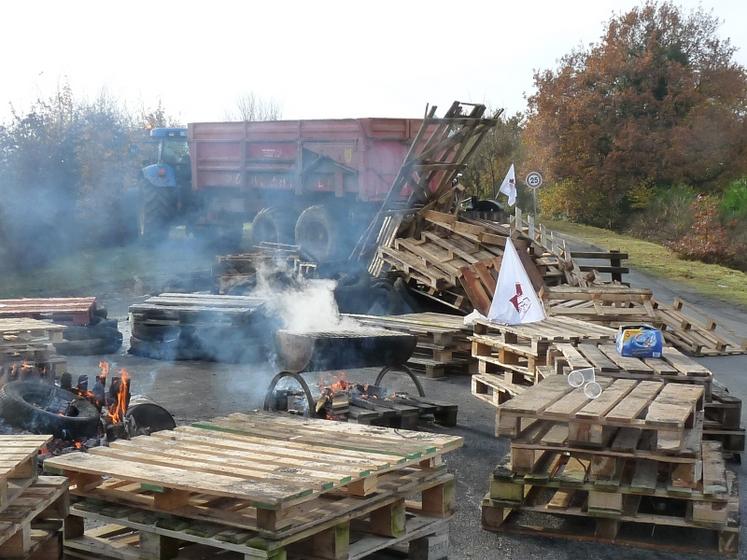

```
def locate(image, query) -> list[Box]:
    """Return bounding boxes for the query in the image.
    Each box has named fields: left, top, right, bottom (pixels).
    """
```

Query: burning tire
left=0, top=381, right=100, bottom=439
left=251, top=207, right=296, bottom=245
left=294, top=205, right=341, bottom=262
left=140, top=186, right=176, bottom=242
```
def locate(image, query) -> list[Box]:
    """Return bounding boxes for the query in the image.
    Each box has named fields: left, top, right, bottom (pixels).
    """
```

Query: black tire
left=141, top=186, right=177, bottom=242
left=251, top=207, right=296, bottom=245
left=62, top=324, right=120, bottom=341
left=55, top=335, right=122, bottom=356
left=294, top=205, right=340, bottom=263
left=0, top=381, right=99, bottom=439
left=132, top=323, right=180, bottom=342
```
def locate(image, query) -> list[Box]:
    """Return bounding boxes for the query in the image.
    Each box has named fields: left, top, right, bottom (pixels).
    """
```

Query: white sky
left=2, top=0, right=746, bottom=123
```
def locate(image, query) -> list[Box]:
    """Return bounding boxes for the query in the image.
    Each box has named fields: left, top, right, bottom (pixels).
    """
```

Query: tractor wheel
left=251, top=207, right=295, bottom=245
left=140, top=187, right=177, bottom=243
left=294, top=205, right=341, bottom=263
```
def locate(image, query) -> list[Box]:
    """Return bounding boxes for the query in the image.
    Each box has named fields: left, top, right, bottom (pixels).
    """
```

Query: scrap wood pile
left=480, top=376, right=740, bottom=556
left=349, top=312, right=473, bottom=378
left=0, top=435, right=69, bottom=559
left=45, top=411, right=462, bottom=560
left=0, top=297, right=121, bottom=356
left=128, top=292, right=267, bottom=363
left=0, top=318, right=67, bottom=383
left=364, top=187, right=744, bottom=357
left=214, top=242, right=316, bottom=295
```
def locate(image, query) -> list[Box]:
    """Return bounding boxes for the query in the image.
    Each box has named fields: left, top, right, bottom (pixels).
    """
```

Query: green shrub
left=721, top=177, right=747, bottom=220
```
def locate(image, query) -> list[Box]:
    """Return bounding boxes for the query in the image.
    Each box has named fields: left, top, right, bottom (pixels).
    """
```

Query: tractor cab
left=141, top=128, right=191, bottom=188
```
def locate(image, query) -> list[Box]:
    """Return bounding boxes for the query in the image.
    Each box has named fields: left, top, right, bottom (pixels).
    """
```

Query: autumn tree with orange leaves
left=525, top=1, right=747, bottom=228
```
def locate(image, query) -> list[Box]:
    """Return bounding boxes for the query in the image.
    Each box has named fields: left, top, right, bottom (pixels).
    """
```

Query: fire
left=74, top=441, right=83, bottom=449
left=98, top=360, right=110, bottom=379
left=107, top=368, right=130, bottom=424
left=319, top=371, right=350, bottom=393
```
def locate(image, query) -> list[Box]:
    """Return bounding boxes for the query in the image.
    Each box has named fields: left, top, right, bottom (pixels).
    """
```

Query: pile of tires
left=129, top=322, right=270, bottom=364
left=54, top=307, right=123, bottom=356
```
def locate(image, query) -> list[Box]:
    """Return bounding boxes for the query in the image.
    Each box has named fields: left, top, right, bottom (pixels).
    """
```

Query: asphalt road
left=62, top=253, right=747, bottom=560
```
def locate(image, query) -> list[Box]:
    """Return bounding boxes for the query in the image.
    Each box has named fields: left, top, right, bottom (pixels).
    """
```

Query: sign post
left=525, top=171, right=543, bottom=216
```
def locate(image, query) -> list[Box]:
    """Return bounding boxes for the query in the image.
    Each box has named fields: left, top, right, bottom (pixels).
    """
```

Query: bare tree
left=226, top=92, right=281, bottom=121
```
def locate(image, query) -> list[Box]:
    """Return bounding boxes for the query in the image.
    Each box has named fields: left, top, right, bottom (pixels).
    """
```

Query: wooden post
left=64, top=515, right=85, bottom=539
left=309, top=522, right=350, bottom=560
left=610, top=249, right=622, bottom=283
left=421, top=480, right=455, bottom=517
left=139, top=532, right=180, bottom=560
left=370, top=500, right=406, bottom=538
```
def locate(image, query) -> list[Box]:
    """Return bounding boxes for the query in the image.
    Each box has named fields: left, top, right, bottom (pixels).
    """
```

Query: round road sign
left=525, top=171, right=543, bottom=190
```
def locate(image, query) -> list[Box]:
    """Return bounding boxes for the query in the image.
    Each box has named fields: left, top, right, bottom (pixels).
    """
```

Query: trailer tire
left=251, top=207, right=295, bottom=245
left=141, top=187, right=176, bottom=242
left=295, top=205, right=340, bottom=263
left=0, top=381, right=100, bottom=439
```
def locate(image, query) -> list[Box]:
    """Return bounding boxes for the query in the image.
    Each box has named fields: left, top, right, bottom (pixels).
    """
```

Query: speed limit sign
left=525, top=171, right=543, bottom=190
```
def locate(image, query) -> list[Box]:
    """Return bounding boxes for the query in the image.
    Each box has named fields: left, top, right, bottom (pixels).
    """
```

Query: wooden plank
left=605, top=381, right=663, bottom=423
left=576, top=343, right=620, bottom=372
left=598, top=344, right=653, bottom=374
left=701, top=441, right=727, bottom=495
left=554, top=343, right=592, bottom=370
left=575, top=379, right=637, bottom=420
left=645, top=384, right=703, bottom=428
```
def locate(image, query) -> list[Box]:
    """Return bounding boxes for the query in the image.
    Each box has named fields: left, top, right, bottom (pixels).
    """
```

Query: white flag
left=498, top=163, right=517, bottom=206
left=487, top=239, right=546, bottom=325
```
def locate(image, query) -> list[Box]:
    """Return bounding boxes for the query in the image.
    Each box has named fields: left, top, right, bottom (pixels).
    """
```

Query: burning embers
left=279, top=372, right=392, bottom=421
left=61, top=361, right=131, bottom=437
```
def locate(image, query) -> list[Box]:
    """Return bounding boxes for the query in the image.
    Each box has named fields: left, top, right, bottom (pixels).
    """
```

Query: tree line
left=463, top=1, right=747, bottom=270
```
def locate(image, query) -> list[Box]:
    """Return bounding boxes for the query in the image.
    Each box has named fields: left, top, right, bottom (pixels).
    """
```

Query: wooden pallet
left=130, top=293, right=264, bottom=326
left=548, top=342, right=712, bottom=381
left=481, top=474, right=739, bottom=556
left=45, top=412, right=462, bottom=535
left=65, top=505, right=448, bottom=560
left=348, top=312, right=474, bottom=378
left=0, top=476, right=68, bottom=559
left=496, top=376, right=704, bottom=453
left=541, top=286, right=746, bottom=357
left=0, top=436, right=52, bottom=512
left=0, top=297, right=96, bottom=327
left=0, top=320, right=64, bottom=346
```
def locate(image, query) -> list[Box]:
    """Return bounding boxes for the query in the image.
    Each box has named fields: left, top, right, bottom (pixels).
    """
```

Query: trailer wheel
left=295, top=205, right=340, bottom=262
left=141, top=186, right=176, bottom=242
left=251, top=207, right=295, bottom=245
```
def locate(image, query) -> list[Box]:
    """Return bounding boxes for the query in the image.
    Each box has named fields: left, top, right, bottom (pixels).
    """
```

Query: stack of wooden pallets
left=0, top=318, right=67, bottom=382
left=480, top=376, right=740, bottom=556
left=129, top=293, right=266, bottom=362
left=469, top=317, right=617, bottom=404
left=0, top=435, right=69, bottom=559
left=0, top=297, right=97, bottom=326
left=348, top=312, right=474, bottom=378
left=46, top=411, right=462, bottom=560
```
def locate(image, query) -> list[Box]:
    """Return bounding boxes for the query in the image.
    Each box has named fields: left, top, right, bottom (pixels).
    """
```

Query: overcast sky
left=2, top=0, right=746, bottom=123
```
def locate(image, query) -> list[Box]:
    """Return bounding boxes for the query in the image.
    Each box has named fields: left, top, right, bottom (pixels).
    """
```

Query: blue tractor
left=139, top=128, right=191, bottom=241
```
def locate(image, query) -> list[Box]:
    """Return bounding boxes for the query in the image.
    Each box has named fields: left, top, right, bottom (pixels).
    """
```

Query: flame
left=74, top=441, right=83, bottom=449
left=98, top=360, right=110, bottom=379
left=319, top=371, right=350, bottom=393
left=107, top=368, right=129, bottom=424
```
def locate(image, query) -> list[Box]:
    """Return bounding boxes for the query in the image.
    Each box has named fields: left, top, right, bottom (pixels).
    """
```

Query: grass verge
left=544, top=219, right=747, bottom=308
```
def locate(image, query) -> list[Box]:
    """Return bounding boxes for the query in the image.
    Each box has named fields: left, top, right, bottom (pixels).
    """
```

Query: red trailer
left=187, top=118, right=422, bottom=260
